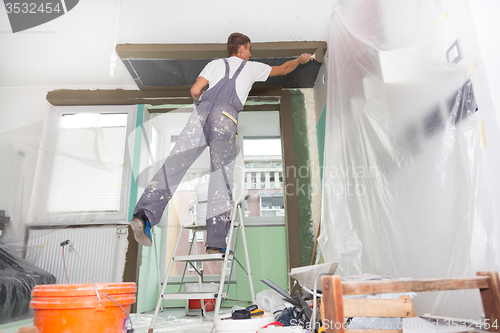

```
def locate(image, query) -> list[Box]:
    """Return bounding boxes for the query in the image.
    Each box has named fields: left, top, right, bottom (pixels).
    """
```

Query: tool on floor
left=261, top=278, right=313, bottom=328
left=219, top=304, right=264, bottom=320
left=251, top=308, right=265, bottom=318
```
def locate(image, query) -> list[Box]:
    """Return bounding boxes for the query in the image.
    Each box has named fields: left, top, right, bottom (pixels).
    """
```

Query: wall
left=0, top=87, right=54, bottom=133
left=289, top=90, right=315, bottom=266
left=466, top=0, right=500, bottom=247
left=0, top=87, right=54, bottom=254
left=468, top=0, right=500, bottom=125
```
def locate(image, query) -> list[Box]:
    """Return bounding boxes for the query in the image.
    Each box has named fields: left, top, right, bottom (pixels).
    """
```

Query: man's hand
left=299, top=53, right=313, bottom=64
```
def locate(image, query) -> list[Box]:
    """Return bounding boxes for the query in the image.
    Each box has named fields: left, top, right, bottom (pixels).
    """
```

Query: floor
left=130, top=307, right=232, bottom=333
left=0, top=308, right=232, bottom=333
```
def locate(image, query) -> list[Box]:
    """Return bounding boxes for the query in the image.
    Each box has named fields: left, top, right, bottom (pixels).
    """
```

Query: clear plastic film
left=0, top=107, right=133, bottom=323
left=318, top=0, right=499, bottom=317
left=0, top=122, right=43, bottom=255
left=0, top=111, right=131, bottom=231
left=0, top=244, right=56, bottom=324
left=27, top=111, right=131, bottom=225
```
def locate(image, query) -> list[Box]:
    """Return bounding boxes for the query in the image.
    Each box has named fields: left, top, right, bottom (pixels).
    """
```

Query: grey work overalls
left=134, top=58, right=246, bottom=249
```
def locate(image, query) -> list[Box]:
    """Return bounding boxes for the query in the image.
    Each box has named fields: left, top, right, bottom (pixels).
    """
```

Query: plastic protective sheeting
left=288, top=261, right=338, bottom=291
left=0, top=245, right=56, bottom=324
left=0, top=107, right=134, bottom=322
left=0, top=122, right=43, bottom=256
left=318, top=0, right=499, bottom=317
left=1, top=108, right=133, bottom=241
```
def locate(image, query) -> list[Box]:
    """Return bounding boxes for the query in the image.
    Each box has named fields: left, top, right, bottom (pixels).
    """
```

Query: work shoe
left=206, top=247, right=234, bottom=255
left=130, top=212, right=152, bottom=247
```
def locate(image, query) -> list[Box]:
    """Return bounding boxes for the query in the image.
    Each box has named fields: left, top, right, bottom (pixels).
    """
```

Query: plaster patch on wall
left=302, top=89, right=322, bottom=240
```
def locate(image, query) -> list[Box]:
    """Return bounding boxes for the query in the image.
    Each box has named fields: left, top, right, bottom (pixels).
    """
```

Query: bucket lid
left=32, top=282, right=136, bottom=297
left=30, top=293, right=136, bottom=310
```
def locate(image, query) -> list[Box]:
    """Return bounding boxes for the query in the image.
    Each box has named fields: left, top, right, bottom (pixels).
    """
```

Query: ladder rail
left=223, top=212, right=241, bottom=300
left=151, top=227, right=163, bottom=312
left=213, top=196, right=241, bottom=317
left=191, top=228, right=206, bottom=315
left=237, top=202, right=255, bottom=304
left=149, top=201, right=195, bottom=332
left=149, top=193, right=255, bottom=331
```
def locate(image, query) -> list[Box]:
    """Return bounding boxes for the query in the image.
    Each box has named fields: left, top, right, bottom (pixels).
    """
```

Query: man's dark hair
left=227, top=33, right=251, bottom=56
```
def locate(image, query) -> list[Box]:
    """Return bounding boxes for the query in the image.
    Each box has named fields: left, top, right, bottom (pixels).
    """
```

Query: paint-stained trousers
left=133, top=100, right=238, bottom=249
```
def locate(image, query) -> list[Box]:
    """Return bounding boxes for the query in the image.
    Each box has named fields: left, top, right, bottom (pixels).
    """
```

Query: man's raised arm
left=269, top=53, right=312, bottom=77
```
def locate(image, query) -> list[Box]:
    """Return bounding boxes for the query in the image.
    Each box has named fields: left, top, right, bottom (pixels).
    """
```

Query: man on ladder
left=130, top=32, right=312, bottom=253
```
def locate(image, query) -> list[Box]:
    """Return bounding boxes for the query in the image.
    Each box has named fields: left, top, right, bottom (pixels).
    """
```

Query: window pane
left=243, top=136, right=284, bottom=218
left=243, top=138, right=282, bottom=156
left=47, top=113, right=127, bottom=213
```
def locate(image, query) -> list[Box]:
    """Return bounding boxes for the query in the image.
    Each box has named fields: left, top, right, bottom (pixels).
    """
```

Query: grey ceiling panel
left=121, top=57, right=321, bottom=89
left=178, top=59, right=211, bottom=84
left=274, top=57, right=322, bottom=88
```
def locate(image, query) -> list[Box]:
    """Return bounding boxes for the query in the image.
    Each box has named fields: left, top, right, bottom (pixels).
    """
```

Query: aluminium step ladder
left=148, top=194, right=255, bottom=333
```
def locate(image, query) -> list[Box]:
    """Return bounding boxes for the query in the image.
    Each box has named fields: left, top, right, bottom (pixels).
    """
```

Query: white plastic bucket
left=196, top=202, right=207, bottom=223
left=185, top=282, right=219, bottom=293
left=213, top=313, right=275, bottom=333
left=195, top=183, right=209, bottom=203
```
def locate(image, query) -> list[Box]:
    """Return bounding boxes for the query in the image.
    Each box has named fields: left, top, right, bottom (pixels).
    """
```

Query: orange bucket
left=30, top=283, right=136, bottom=333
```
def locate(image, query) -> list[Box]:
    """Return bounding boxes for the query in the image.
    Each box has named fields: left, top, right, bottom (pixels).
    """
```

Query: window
left=260, top=195, right=285, bottom=217
left=251, top=172, right=257, bottom=189
left=187, top=261, right=203, bottom=272
left=240, top=132, right=284, bottom=222
left=188, top=229, right=204, bottom=243
left=29, top=106, right=136, bottom=223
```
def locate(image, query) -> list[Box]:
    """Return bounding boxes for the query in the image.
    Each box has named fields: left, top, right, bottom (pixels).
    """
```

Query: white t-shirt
left=198, top=56, right=272, bottom=105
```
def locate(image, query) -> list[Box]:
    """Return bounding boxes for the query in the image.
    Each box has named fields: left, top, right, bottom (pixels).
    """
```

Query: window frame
left=30, top=105, right=137, bottom=225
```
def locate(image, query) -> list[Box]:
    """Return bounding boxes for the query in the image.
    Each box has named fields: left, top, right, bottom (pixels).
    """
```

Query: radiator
left=25, top=225, right=128, bottom=284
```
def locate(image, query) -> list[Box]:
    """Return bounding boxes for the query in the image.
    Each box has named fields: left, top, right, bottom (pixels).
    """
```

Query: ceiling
left=0, top=0, right=335, bottom=89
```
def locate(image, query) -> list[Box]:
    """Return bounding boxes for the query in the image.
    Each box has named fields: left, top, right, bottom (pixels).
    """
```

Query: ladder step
left=182, top=222, right=207, bottom=229
left=183, top=221, right=240, bottom=230
left=174, top=253, right=233, bottom=261
left=162, top=291, right=227, bottom=300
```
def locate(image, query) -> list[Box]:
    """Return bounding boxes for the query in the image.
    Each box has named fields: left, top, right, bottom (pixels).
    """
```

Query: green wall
left=136, top=230, right=167, bottom=312
left=290, top=90, right=315, bottom=267
left=221, top=226, right=288, bottom=308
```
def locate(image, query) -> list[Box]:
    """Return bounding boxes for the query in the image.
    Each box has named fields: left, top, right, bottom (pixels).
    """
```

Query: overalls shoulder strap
left=222, top=58, right=247, bottom=80
left=223, top=58, right=230, bottom=77
left=231, top=60, right=247, bottom=80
